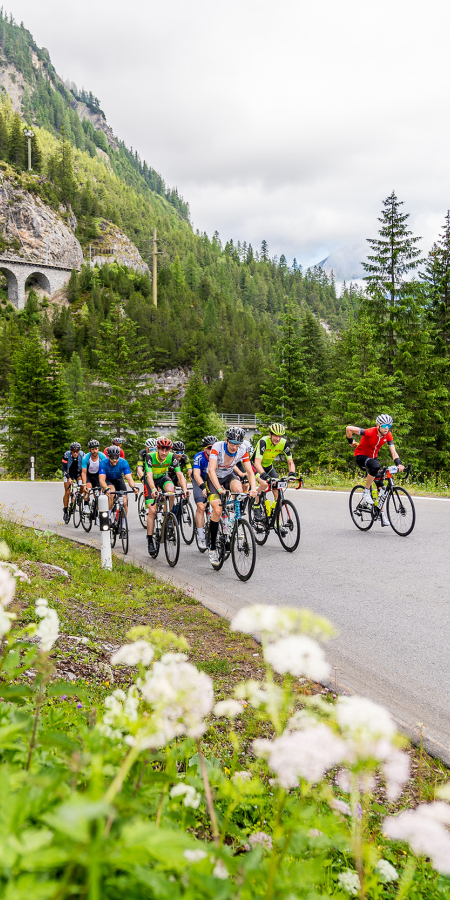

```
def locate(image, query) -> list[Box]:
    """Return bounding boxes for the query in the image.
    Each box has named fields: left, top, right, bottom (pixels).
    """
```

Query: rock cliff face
left=90, top=220, right=149, bottom=274
left=0, top=174, right=83, bottom=269
left=72, top=100, right=119, bottom=151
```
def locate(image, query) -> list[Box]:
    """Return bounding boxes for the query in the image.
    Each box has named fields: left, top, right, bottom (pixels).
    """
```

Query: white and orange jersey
left=208, top=441, right=250, bottom=478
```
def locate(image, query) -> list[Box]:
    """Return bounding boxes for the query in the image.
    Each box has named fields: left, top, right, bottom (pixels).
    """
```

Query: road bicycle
left=173, top=494, right=195, bottom=544
left=147, top=489, right=182, bottom=567
left=107, top=489, right=137, bottom=555
left=248, top=474, right=301, bottom=552
left=195, top=498, right=211, bottom=553
left=138, top=486, right=147, bottom=529
left=80, top=486, right=101, bottom=533
left=210, top=490, right=257, bottom=582
left=64, top=480, right=83, bottom=527
left=349, top=464, right=415, bottom=537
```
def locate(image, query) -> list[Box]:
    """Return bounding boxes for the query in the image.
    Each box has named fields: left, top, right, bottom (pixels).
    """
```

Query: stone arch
left=0, top=267, right=19, bottom=307
left=25, top=270, right=52, bottom=294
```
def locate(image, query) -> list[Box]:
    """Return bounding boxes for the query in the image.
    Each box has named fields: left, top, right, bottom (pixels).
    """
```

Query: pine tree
left=29, top=131, right=42, bottom=172
left=0, top=111, right=8, bottom=160
left=177, top=363, right=212, bottom=459
left=8, top=112, right=24, bottom=168
left=65, top=351, right=84, bottom=400
left=421, top=211, right=450, bottom=356
left=66, top=269, right=80, bottom=303
left=260, top=240, right=268, bottom=262
left=362, top=191, right=423, bottom=371
left=93, top=296, right=155, bottom=458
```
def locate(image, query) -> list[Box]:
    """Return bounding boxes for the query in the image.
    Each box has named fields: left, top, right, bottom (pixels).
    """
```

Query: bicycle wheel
left=387, top=487, right=415, bottom=537
left=248, top=498, right=270, bottom=546
left=110, top=510, right=117, bottom=548
left=231, top=518, right=256, bottom=581
left=119, top=511, right=129, bottom=554
left=276, top=499, right=301, bottom=551
left=180, top=499, right=195, bottom=544
left=81, top=498, right=92, bottom=532
left=210, top=520, right=226, bottom=570
left=73, top=495, right=81, bottom=528
left=138, top=491, right=147, bottom=529
left=349, top=486, right=374, bottom=532
left=164, top=511, right=180, bottom=567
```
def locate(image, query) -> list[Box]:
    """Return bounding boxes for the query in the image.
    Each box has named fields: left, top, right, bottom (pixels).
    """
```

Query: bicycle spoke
left=231, top=519, right=256, bottom=581
left=349, top=486, right=374, bottom=532
left=387, top=487, right=416, bottom=537
left=276, top=499, right=301, bottom=552
left=164, top=512, right=180, bottom=567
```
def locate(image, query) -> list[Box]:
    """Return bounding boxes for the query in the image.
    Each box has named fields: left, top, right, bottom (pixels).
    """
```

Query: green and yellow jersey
left=144, top=449, right=181, bottom=479
left=251, top=435, right=292, bottom=469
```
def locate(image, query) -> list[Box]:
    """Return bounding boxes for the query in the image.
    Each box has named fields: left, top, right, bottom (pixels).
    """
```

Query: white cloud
left=10, top=0, right=450, bottom=267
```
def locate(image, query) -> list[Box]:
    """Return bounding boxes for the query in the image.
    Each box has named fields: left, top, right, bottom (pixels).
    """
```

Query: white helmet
left=145, top=437, right=157, bottom=450
left=376, top=414, right=393, bottom=428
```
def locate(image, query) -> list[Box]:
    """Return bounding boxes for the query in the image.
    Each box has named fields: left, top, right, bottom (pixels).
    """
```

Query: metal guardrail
left=155, top=412, right=260, bottom=425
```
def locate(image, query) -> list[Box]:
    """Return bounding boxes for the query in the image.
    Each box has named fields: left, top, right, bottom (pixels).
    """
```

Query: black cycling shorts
left=355, top=455, right=383, bottom=482
left=85, top=471, right=100, bottom=490
left=206, top=472, right=238, bottom=501
left=105, top=475, right=127, bottom=493
left=192, top=479, right=207, bottom=504
left=252, top=464, right=278, bottom=483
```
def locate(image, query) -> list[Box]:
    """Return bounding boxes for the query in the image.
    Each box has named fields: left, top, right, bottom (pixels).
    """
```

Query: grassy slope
left=2, top=518, right=449, bottom=862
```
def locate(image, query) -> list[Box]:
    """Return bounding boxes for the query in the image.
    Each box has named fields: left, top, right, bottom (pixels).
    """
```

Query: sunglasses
left=227, top=440, right=240, bottom=446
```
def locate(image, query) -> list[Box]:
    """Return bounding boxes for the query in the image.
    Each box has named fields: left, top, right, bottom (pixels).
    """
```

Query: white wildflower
left=184, top=849, right=207, bottom=863
left=99, top=686, right=140, bottom=742
left=308, top=828, right=323, bottom=837
left=161, top=652, right=188, bottom=663
left=336, top=768, right=376, bottom=795
left=382, top=747, right=410, bottom=801
left=213, top=699, right=243, bottom=718
left=287, top=709, right=320, bottom=731
left=0, top=606, right=14, bottom=638
left=213, top=859, right=228, bottom=879
left=384, top=802, right=450, bottom=874
left=0, top=542, right=9, bottom=560
left=235, top=680, right=283, bottom=718
left=231, top=604, right=334, bottom=642
left=170, top=783, right=201, bottom=809
left=35, top=601, right=59, bottom=652
left=111, top=640, right=154, bottom=667
left=0, top=565, right=16, bottom=607
left=253, top=724, right=346, bottom=788
left=232, top=770, right=252, bottom=784
left=337, top=870, right=360, bottom=896
left=330, top=798, right=351, bottom=816
left=436, top=781, right=450, bottom=801
left=264, top=635, right=330, bottom=681
left=336, top=696, right=396, bottom=742
left=248, top=831, right=272, bottom=850
left=140, top=659, right=214, bottom=743
left=375, top=859, right=398, bottom=883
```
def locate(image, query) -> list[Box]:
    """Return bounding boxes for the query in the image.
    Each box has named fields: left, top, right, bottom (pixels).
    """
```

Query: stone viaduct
left=0, top=257, right=76, bottom=309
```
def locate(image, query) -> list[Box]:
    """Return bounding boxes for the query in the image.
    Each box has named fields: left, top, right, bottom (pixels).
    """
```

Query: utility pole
left=153, top=228, right=157, bottom=307
left=23, top=128, right=34, bottom=171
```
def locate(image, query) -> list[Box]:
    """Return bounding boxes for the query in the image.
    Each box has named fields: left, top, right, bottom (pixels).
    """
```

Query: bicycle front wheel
left=276, top=499, right=301, bottom=551
left=73, top=496, right=81, bottom=528
left=138, top=491, right=147, bottom=529
left=248, top=498, right=270, bottom=546
left=231, top=518, right=256, bottom=581
left=387, top=487, right=415, bottom=536
left=120, top=511, right=129, bottom=554
left=110, top=514, right=116, bottom=548
left=180, top=499, right=195, bottom=544
left=349, top=486, right=374, bottom=532
left=164, top=512, right=180, bottom=567
left=81, top=500, right=92, bottom=532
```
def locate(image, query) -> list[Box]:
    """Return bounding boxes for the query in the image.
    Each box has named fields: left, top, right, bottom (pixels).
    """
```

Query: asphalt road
left=1, top=481, right=450, bottom=763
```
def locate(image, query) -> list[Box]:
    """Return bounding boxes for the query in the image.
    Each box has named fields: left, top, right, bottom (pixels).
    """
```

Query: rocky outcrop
left=0, top=63, right=26, bottom=114
left=73, top=100, right=119, bottom=151
left=0, top=174, right=83, bottom=269
left=89, top=220, right=149, bottom=274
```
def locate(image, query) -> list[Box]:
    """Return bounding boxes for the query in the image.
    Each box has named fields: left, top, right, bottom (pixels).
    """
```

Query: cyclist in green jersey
left=252, top=423, right=295, bottom=518
left=144, top=437, right=188, bottom=555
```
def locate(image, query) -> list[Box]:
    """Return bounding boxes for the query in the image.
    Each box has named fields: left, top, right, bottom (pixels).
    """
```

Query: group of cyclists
left=62, top=422, right=299, bottom=566
left=61, top=411, right=408, bottom=563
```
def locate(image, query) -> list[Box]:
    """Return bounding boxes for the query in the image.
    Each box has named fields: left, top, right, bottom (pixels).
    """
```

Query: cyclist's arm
left=208, top=454, right=224, bottom=493
left=389, top=443, right=405, bottom=472
left=283, top=443, right=295, bottom=474
left=243, top=458, right=257, bottom=494
left=145, top=465, right=157, bottom=496
left=99, top=473, right=108, bottom=491
left=125, top=472, right=138, bottom=492
left=345, top=425, right=361, bottom=447
left=81, top=467, right=88, bottom=485
left=177, top=471, right=188, bottom=495
left=137, top=464, right=144, bottom=479
left=193, top=464, right=205, bottom=488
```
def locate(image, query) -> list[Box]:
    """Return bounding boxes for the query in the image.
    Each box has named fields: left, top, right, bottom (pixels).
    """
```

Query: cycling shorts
left=85, top=472, right=100, bottom=490
left=192, top=479, right=207, bottom=504
left=105, top=475, right=127, bottom=493
left=144, top=474, right=175, bottom=506
left=206, top=471, right=238, bottom=502
left=253, top=464, right=278, bottom=484
left=355, top=455, right=383, bottom=482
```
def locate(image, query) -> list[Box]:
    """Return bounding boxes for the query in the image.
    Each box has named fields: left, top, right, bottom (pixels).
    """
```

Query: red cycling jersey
left=354, top=426, right=393, bottom=459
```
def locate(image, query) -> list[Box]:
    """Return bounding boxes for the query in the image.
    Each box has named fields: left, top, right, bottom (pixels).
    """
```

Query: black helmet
left=202, top=434, right=218, bottom=447
left=226, top=426, right=245, bottom=443
left=70, top=442, right=82, bottom=452
left=107, top=445, right=121, bottom=459
left=172, top=440, right=185, bottom=452
left=88, top=439, right=99, bottom=448
left=112, top=436, right=123, bottom=445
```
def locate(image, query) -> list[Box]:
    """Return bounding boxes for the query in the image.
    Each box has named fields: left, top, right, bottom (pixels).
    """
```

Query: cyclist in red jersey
left=345, top=414, right=404, bottom=523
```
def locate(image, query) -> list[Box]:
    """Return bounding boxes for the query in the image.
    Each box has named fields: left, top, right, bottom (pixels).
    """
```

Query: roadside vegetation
left=0, top=518, right=449, bottom=898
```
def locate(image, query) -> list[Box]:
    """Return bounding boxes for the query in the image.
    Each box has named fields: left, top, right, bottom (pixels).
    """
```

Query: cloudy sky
left=9, top=0, right=450, bottom=268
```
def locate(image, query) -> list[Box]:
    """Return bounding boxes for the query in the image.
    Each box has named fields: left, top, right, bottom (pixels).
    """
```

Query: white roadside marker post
left=98, top=493, right=112, bottom=570
left=30, top=456, right=35, bottom=481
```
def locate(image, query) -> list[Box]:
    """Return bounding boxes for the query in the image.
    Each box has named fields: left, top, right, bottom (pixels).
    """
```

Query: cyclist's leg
left=192, top=480, right=206, bottom=527
left=205, top=474, right=223, bottom=550
left=146, top=476, right=163, bottom=535
left=63, top=476, right=71, bottom=511
left=105, top=478, right=117, bottom=510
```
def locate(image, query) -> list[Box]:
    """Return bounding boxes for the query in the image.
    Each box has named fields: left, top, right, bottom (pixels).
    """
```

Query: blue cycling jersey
left=82, top=451, right=107, bottom=471
left=193, top=450, right=209, bottom=480
left=99, top=458, right=131, bottom=480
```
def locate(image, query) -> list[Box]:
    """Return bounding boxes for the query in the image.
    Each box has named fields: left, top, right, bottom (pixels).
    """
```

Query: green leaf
left=43, top=796, right=112, bottom=843
left=0, top=684, right=33, bottom=701
left=47, top=683, right=87, bottom=699
left=37, top=731, right=80, bottom=753
left=121, top=819, right=201, bottom=869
